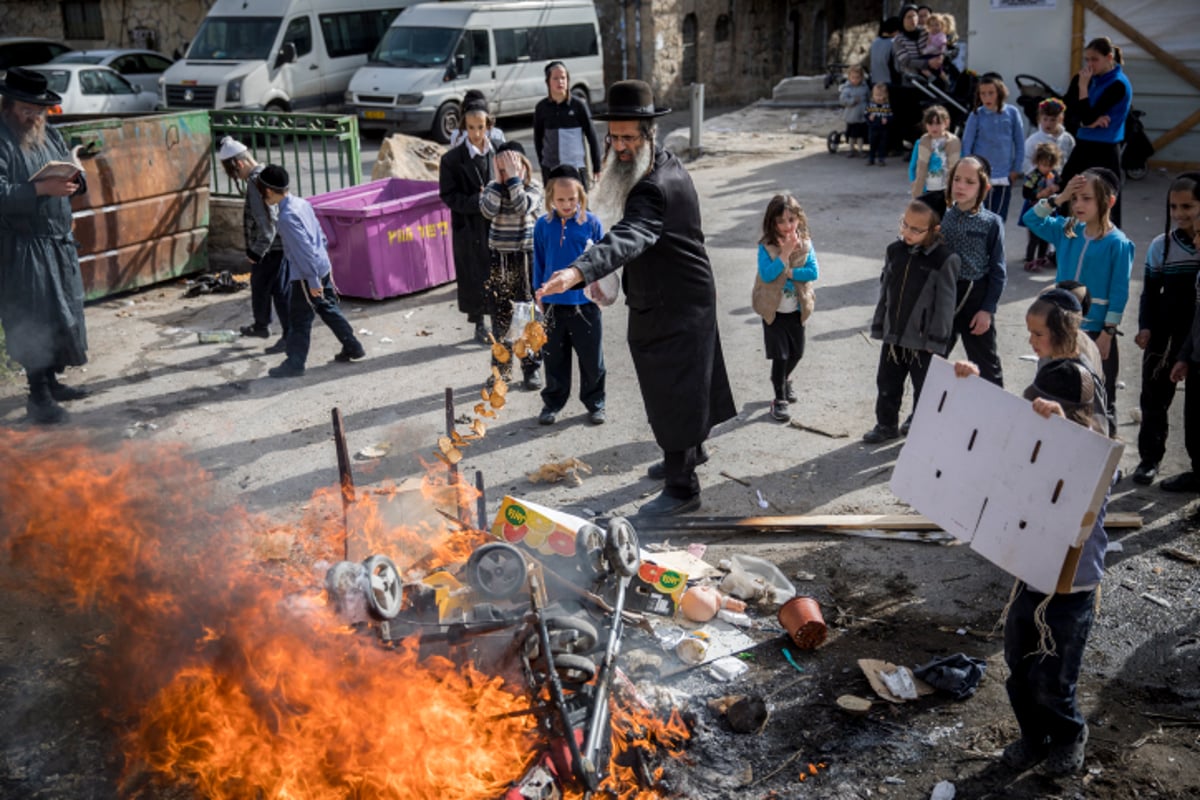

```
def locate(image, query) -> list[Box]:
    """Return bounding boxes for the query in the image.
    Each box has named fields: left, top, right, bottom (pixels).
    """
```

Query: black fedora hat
left=594, top=80, right=671, bottom=121
left=0, top=67, right=62, bottom=106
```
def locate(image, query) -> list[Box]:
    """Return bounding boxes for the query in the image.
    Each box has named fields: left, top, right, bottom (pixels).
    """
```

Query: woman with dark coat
left=1059, top=36, right=1133, bottom=227
left=439, top=99, right=495, bottom=343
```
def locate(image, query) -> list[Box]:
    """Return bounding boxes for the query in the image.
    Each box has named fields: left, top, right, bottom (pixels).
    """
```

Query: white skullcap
left=217, top=136, right=249, bottom=161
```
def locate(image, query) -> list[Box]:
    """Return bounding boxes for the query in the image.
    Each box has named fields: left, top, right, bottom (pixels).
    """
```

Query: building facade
left=0, top=0, right=209, bottom=58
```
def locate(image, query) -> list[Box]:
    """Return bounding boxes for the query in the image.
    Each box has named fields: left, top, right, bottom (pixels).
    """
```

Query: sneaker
left=333, top=345, right=366, bottom=363
left=240, top=324, right=270, bottom=339
left=1161, top=471, right=1200, bottom=492
left=1042, top=726, right=1087, bottom=776
left=785, top=380, right=798, bottom=403
left=900, top=414, right=913, bottom=436
left=1023, top=259, right=1038, bottom=272
left=265, top=338, right=288, bottom=355
left=268, top=361, right=306, bottom=378
left=770, top=399, right=790, bottom=422
left=1000, top=737, right=1049, bottom=771
left=862, top=424, right=901, bottom=444
left=1131, top=461, right=1158, bottom=485
left=538, top=408, right=557, bottom=425
left=587, top=408, right=606, bottom=425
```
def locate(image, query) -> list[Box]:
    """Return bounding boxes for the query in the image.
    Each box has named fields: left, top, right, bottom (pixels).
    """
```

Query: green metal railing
left=208, top=110, right=363, bottom=198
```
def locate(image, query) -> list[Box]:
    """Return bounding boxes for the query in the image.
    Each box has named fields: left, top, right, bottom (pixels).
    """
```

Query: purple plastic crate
left=309, top=178, right=455, bottom=300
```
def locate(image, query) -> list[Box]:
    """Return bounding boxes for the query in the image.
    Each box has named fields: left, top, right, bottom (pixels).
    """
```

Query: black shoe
left=1000, top=737, right=1049, bottom=771
left=333, top=343, right=366, bottom=363
left=538, top=408, right=557, bottom=425
left=265, top=338, right=288, bottom=355
left=785, top=380, right=797, bottom=403
left=1161, top=471, right=1200, bottom=492
left=474, top=320, right=490, bottom=345
left=26, top=397, right=69, bottom=425
left=523, top=369, right=543, bottom=391
left=48, top=380, right=89, bottom=402
left=770, top=399, right=790, bottom=422
left=900, top=414, right=913, bottom=436
left=637, top=491, right=701, bottom=516
left=240, top=324, right=270, bottom=339
left=1042, top=725, right=1088, bottom=776
left=588, top=408, right=606, bottom=425
left=862, top=424, right=901, bottom=444
left=268, top=361, right=306, bottom=378
left=647, top=445, right=710, bottom=480
left=1131, top=462, right=1158, bottom=486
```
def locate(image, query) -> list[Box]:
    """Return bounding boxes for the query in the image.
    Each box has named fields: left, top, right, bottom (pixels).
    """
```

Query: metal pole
left=331, top=407, right=355, bottom=560
left=689, top=83, right=704, bottom=154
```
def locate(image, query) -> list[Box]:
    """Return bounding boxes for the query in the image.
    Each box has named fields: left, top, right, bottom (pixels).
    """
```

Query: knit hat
left=258, top=164, right=289, bottom=191
left=1038, top=97, right=1066, bottom=116
left=217, top=135, right=248, bottom=161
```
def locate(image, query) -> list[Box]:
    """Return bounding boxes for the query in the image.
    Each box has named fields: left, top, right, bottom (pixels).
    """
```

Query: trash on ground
left=1162, top=547, right=1200, bottom=566
left=184, top=270, right=246, bottom=296
left=778, top=596, right=827, bottom=650
left=527, top=457, right=591, bottom=485
left=196, top=329, right=239, bottom=344
left=708, top=693, right=769, bottom=733
left=930, top=780, right=956, bottom=800
left=858, top=658, right=936, bottom=704
left=709, top=655, right=750, bottom=681
left=680, top=585, right=745, bottom=623
left=355, top=442, right=391, bottom=460
left=913, top=653, right=987, bottom=699
left=719, top=553, right=797, bottom=606
left=1141, top=592, right=1172, bottom=609
left=835, top=695, right=873, bottom=715
left=379, top=336, right=394, bottom=344
left=123, top=420, right=159, bottom=439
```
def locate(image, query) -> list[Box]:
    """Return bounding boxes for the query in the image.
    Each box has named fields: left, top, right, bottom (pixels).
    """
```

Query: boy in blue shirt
left=258, top=165, right=364, bottom=378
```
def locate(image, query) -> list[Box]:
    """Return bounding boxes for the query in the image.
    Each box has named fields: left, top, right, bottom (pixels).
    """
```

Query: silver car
left=28, top=63, right=161, bottom=117
left=50, top=48, right=174, bottom=95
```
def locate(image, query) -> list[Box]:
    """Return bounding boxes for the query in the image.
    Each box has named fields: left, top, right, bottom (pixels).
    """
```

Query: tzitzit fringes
left=1031, top=593, right=1058, bottom=659
left=995, top=577, right=1021, bottom=634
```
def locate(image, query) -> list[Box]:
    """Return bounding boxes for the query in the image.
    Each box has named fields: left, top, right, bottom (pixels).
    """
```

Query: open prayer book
left=30, top=146, right=84, bottom=182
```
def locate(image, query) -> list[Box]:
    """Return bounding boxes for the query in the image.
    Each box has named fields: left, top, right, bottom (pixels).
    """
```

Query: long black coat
left=574, top=148, right=736, bottom=451
left=438, top=143, right=493, bottom=317
left=0, top=120, right=88, bottom=372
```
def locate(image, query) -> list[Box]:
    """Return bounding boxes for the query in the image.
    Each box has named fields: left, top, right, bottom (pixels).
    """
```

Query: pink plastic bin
left=309, top=178, right=454, bottom=300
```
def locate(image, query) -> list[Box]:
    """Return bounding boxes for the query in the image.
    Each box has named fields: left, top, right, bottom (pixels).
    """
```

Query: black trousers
left=1138, top=340, right=1179, bottom=466
left=867, top=124, right=888, bottom=161
left=283, top=273, right=360, bottom=369
left=250, top=250, right=290, bottom=335
left=1025, top=230, right=1050, bottom=262
left=874, top=345, right=933, bottom=428
left=662, top=446, right=701, bottom=500
left=1086, top=329, right=1119, bottom=437
left=540, top=303, right=605, bottom=413
left=945, top=279, right=1004, bottom=387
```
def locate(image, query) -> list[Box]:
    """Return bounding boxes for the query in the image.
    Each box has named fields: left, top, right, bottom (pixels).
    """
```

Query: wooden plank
left=630, top=512, right=1141, bottom=534
left=1080, top=0, right=1200, bottom=95
left=1150, top=106, right=1200, bottom=154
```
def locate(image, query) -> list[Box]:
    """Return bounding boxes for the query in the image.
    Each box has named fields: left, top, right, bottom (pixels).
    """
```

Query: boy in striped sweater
left=481, top=140, right=544, bottom=388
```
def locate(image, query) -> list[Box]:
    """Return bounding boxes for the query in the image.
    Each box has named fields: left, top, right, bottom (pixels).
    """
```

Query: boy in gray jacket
left=864, top=199, right=961, bottom=443
left=840, top=65, right=871, bottom=157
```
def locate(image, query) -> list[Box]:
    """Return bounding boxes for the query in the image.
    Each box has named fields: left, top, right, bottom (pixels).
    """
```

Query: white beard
left=590, top=142, right=654, bottom=228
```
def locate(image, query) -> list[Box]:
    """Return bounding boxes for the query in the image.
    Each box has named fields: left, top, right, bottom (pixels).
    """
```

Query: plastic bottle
left=197, top=329, right=239, bottom=343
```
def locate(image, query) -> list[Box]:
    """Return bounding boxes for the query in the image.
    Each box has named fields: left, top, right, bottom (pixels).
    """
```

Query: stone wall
left=0, top=0, right=208, bottom=57
left=594, top=0, right=891, bottom=109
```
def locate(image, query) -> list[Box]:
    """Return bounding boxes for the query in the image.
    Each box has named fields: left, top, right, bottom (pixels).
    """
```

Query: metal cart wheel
left=465, top=542, right=528, bottom=600
left=575, top=523, right=609, bottom=580
left=362, top=555, right=403, bottom=620
left=539, top=652, right=597, bottom=686
left=1125, top=165, right=1148, bottom=181
left=604, top=517, right=640, bottom=578
left=525, top=615, right=600, bottom=661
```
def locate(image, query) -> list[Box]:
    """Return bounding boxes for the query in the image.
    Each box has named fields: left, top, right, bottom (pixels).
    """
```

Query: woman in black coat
left=439, top=100, right=495, bottom=343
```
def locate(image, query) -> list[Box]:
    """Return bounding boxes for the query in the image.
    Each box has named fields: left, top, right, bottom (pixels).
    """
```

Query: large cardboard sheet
left=890, top=357, right=1122, bottom=594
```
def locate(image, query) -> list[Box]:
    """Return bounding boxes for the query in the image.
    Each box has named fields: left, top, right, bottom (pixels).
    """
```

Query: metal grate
left=354, top=94, right=394, bottom=105
left=165, top=85, right=219, bottom=108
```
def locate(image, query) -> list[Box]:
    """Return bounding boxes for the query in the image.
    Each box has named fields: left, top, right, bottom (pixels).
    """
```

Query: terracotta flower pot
left=778, top=595, right=827, bottom=650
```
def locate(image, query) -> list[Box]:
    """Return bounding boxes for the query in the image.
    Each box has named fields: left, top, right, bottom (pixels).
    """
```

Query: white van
left=347, top=0, right=603, bottom=142
left=159, top=0, right=409, bottom=112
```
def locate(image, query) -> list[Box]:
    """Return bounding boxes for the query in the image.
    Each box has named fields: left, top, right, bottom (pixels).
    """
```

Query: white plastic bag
left=505, top=300, right=539, bottom=342
left=583, top=270, right=620, bottom=307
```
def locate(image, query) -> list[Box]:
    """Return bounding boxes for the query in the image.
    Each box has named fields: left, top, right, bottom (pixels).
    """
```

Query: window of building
left=681, top=14, right=697, bottom=86
left=715, top=14, right=731, bottom=44
left=61, top=0, right=104, bottom=40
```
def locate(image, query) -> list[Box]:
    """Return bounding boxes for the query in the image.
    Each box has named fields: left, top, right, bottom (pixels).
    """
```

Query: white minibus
left=347, top=0, right=603, bottom=142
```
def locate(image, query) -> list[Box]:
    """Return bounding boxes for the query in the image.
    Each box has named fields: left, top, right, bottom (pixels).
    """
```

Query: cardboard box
left=626, top=560, right=687, bottom=616
left=490, top=496, right=584, bottom=559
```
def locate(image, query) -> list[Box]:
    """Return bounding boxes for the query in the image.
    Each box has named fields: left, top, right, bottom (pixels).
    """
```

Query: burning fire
left=0, top=428, right=689, bottom=798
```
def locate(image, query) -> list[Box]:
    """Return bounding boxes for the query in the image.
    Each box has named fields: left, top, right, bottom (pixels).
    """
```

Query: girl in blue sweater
left=752, top=194, right=819, bottom=422
left=962, top=75, right=1026, bottom=222
left=531, top=166, right=606, bottom=426
left=1023, top=167, right=1135, bottom=435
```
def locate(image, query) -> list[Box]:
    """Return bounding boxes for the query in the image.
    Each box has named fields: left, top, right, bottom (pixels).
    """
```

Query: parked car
left=27, top=64, right=161, bottom=116
left=50, top=49, right=175, bottom=95
left=0, top=37, right=72, bottom=76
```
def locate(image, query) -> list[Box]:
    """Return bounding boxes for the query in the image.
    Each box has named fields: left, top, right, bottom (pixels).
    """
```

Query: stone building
left=592, top=0, right=970, bottom=107
left=0, top=0, right=209, bottom=58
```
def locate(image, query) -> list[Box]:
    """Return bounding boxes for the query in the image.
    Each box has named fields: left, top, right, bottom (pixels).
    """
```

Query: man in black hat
left=0, top=67, right=90, bottom=425
left=537, top=79, right=736, bottom=515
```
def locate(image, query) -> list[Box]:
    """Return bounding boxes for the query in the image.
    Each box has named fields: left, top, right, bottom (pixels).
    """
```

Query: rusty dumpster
left=56, top=111, right=211, bottom=300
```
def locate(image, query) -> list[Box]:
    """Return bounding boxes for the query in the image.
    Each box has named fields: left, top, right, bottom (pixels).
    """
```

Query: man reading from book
left=0, top=67, right=90, bottom=425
